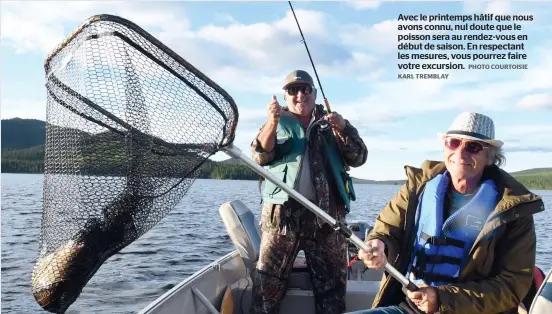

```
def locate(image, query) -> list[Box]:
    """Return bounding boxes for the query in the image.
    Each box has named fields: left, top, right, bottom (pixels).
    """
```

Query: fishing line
left=288, top=1, right=331, bottom=113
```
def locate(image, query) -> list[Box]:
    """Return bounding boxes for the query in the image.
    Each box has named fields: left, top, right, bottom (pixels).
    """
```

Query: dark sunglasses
left=286, top=85, right=313, bottom=96
left=445, top=137, right=488, bottom=154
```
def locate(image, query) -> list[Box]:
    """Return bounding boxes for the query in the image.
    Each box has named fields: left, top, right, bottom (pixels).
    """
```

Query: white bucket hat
left=438, top=112, right=504, bottom=147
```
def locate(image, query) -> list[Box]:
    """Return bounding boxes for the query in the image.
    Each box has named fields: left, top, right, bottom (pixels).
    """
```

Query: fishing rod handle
left=323, top=98, right=332, bottom=113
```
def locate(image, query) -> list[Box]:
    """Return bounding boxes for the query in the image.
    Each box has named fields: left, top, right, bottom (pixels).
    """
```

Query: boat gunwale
left=137, top=250, right=241, bottom=314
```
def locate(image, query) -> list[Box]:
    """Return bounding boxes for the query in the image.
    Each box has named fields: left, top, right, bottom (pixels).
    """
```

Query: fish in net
left=31, top=14, right=238, bottom=313
left=32, top=12, right=417, bottom=314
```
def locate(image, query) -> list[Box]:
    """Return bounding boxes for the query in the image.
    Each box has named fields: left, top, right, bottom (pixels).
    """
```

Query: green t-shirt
left=448, top=188, right=477, bottom=218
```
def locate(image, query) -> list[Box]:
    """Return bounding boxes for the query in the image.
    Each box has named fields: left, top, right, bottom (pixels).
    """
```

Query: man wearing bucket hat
left=346, top=112, right=545, bottom=314
left=250, top=69, right=368, bottom=314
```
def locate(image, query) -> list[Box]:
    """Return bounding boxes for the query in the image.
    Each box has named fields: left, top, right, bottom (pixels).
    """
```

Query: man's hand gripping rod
left=223, top=144, right=419, bottom=292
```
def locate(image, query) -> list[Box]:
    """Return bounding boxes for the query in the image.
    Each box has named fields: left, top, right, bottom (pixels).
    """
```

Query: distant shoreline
left=3, top=170, right=551, bottom=191
left=2, top=118, right=551, bottom=190
left=0, top=169, right=405, bottom=184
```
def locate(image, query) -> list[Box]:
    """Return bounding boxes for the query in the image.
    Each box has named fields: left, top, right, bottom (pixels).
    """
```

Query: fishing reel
left=309, top=118, right=332, bottom=134
left=318, top=119, right=332, bottom=131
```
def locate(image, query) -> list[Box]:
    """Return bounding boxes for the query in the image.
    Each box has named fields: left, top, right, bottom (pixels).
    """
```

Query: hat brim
left=437, top=133, right=504, bottom=147
left=282, top=80, right=313, bottom=90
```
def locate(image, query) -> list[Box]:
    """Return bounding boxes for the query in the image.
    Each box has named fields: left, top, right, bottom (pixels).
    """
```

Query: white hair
left=488, top=145, right=506, bottom=167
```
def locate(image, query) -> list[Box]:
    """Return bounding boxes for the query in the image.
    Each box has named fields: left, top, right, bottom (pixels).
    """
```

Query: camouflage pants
left=250, top=204, right=348, bottom=314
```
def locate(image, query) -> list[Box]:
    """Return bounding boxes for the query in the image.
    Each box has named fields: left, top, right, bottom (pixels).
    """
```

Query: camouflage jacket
left=251, top=105, right=368, bottom=234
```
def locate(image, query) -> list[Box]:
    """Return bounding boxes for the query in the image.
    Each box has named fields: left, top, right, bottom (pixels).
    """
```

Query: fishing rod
left=288, top=1, right=331, bottom=113
left=286, top=4, right=420, bottom=298
left=288, top=1, right=353, bottom=171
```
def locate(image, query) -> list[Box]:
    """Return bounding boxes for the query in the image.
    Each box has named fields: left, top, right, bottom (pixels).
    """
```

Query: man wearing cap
left=346, top=112, right=545, bottom=314
left=250, top=69, right=368, bottom=314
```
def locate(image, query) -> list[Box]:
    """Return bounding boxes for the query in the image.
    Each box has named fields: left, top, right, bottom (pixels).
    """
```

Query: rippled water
left=2, top=173, right=551, bottom=313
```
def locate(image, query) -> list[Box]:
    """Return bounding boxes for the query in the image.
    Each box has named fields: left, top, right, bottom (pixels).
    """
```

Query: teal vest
left=262, top=108, right=356, bottom=209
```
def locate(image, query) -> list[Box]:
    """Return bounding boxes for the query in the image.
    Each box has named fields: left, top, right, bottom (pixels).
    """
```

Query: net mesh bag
left=31, top=14, right=239, bottom=313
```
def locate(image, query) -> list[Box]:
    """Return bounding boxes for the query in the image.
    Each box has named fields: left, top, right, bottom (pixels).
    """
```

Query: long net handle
left=222, top=144, right=419, bottom=292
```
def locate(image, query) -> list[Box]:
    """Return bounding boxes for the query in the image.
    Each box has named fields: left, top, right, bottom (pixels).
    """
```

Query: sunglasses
left=287, top=85, right=313, bottom=96
left=445, top=137, right=488, bottom=154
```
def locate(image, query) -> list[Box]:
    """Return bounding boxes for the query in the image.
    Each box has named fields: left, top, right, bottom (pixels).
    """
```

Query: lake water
left=2, top=173, right=551, bottom=313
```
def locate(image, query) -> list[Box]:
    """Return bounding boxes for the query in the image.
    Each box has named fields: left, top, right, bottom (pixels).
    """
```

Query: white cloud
left=485, top=1, right=512, bottom=15
left=332, top=38, right=552, bottom=125
left=504, top=124, right=552, bottom=136
left=0, top=10, right=65, bottom=54
left=358, top=123, right=552, bottom=155
left=318, top=52, right=380, bottom=79
left=340, top=20, right=398, bottom=52
left=465, top=0, right=512, bottom=15
left=463, top=0, right=485, bottom=13
left=0, top=2, right=190, bottom=55
left=1, top=2, right=550, bottom=186
left=500, top=124, right=552, bottom=152
left=197, top=23, right=281, bottom=61
left=2, top=1, right=551, bottom=171
left=187, top=8, right=379, bottom=91
left=517, top=93, right=552, bottom=110
left=214, top=13, right=238, bottom=25
left=0, top=3, right=371, bottom=96
left=208, top=67, right=284, bottom=95
left=273, top=9, right=333, bottom=38
left=347, top=1, right=383, bottom=10
left=363, top=136, right=441, bottom=153
left=194, top=10, right=341, bottom=69
left=1, top=99, right=46, bottom=120
left=340, top=18, right=451, bottom=53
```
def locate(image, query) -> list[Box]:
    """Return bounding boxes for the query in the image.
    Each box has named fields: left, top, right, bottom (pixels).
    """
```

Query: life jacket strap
left=411, top=268, right=459, bottom=283
left=420, top=254, right=463, bottom=265
left=420, top=232, right=465, bottom=248
left=410, top=249, right=464, bottom=285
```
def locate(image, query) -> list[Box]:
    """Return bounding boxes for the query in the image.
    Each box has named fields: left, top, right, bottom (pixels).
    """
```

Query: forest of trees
left=0, top=118, right=260, bottom=179
left=2, top=118, right=552, bottom=190
left=1, top=148, right=260, bottom=180
left=1, top=140, right=259, bottom=179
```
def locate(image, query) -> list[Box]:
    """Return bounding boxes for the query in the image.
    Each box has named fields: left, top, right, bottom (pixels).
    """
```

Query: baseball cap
left=282, top=70, right=315, bottom=90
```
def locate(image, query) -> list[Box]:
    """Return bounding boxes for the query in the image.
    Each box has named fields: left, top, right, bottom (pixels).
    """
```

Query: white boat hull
left=137, top=198, right=552, bottom=314
left=138, top=251, right=246, bottom=314
left=138, top=249, right=383, bottom=314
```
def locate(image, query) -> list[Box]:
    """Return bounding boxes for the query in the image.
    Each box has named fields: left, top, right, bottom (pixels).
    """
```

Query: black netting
left=31, top=14, right=238, bottom=313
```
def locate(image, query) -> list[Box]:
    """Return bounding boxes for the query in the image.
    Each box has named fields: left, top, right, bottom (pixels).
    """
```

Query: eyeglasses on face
left=286, top=84, right=313, bottom=96
left=445, top=137, right=489, bottom=154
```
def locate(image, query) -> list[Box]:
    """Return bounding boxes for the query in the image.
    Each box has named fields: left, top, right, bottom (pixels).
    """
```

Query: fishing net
left=31, top=14, right=238, bottom=313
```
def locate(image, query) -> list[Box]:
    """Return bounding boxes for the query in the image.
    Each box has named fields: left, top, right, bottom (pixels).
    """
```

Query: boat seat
left=219, top=200, right=261, bottom=270
left=347, top=221, right=372, bottom=240
left=289, top=254, right=313, bottom=290
left=218, top=200, right=312, bottom=289
left=529, top=266, right=552, bottom=314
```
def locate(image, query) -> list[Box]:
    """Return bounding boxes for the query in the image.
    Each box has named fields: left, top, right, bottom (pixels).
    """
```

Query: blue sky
left=2, top=1, right=551, bottom=180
